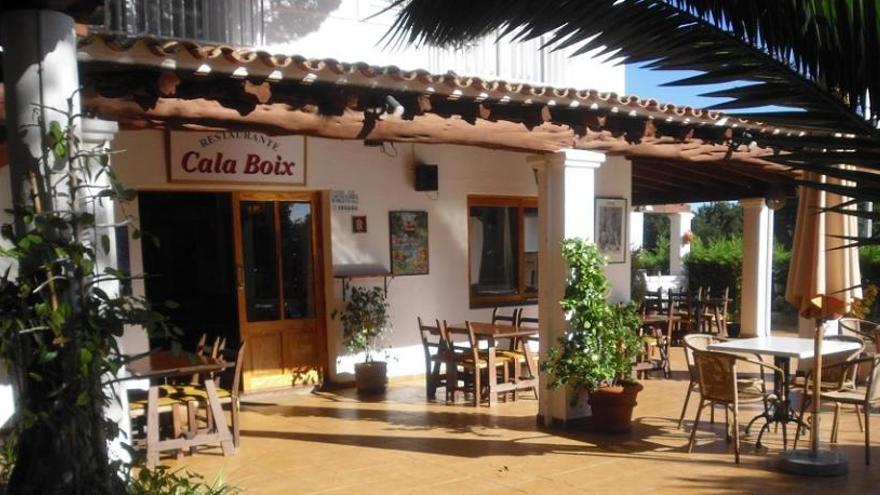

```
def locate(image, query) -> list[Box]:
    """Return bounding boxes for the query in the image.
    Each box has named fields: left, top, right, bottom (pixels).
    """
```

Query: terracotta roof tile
left=75, top=32, right=821, bottom=138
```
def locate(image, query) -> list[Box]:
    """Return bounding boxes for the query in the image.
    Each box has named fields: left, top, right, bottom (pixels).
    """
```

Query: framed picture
left=595, top=197, right=627, bottom=264
left=389, top=211, right=429, bottom=275
left=352, top=215, right=367, bottom=233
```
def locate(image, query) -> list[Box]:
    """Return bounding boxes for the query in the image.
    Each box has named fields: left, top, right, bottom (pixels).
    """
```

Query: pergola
left=56, top=31, right=803, bottom=207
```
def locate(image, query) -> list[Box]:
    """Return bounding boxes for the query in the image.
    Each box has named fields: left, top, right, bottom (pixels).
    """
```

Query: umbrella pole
left=780, top=310, right=848, bottom=476
left=811, top=316, right=823, bottom=456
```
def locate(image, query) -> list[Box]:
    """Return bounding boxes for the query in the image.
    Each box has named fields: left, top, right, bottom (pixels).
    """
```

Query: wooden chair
left=417, top=317, right=450, bottom=400
left=128, top=387, right=188, bottom=467
left=443, top=320, right=513, bottom=406
left=679, top=334, right=768, bottom=429
left=794, top=353, right=880, bottom=465
left=669, top=288, right=697, bottom=336
left=687, top=349, right=784, bottom=463
left=637, top=297, right=675, bottom=379
left=173, top=343, right=247, bottom=449
left=491, top=307, right=520, bottom=326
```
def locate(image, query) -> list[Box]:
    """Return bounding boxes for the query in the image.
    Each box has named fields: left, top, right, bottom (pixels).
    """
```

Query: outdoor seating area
left=125, top=336, right=247, bottom=468
left=418, top=309, right=540, bottom=407
left=164, top=336, right=880, bottom=494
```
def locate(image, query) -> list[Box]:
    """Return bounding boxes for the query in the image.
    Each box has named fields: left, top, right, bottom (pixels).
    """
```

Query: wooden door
left=232, top=191, right=326, bottom=392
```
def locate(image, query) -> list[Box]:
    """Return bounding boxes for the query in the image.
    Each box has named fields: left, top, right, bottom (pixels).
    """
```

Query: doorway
left=139, top=190, right=327, bottom=393
left=232, top=192, right=327, bottom=391
left=139, top=192, right=239, bottom=351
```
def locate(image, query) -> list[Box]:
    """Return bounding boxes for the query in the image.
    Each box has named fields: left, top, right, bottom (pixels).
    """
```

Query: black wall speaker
left=414, top=163, right=438, bottom=192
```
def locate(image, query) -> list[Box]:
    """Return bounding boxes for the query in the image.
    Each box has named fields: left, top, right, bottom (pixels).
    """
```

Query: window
left=468, top=196, right=538, bottom=307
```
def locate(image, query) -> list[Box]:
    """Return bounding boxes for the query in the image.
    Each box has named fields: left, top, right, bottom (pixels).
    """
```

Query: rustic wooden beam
left=85, top=95, right=576, bottom=153
left=640, top=160, right=765, bottom=189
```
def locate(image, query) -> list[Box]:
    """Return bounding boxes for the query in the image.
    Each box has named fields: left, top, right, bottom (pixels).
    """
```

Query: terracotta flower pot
left=355, top=361, right=387, bottom=394
left=587, top=382, right=644, bottom=433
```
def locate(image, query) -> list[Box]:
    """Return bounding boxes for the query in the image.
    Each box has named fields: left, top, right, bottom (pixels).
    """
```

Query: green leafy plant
left=335, top=286, right=391, bottom=362
left=0, top=433, right=15, bottom=492
left=0, top=100, right=234, bottom=492
left=128, top=466, right=238, bottom=495
left=542, top=239, right=644, bottom=392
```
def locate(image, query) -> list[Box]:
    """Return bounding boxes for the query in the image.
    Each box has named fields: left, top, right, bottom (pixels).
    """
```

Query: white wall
left=596, top=155, right=632, bottom=303
left=259, top=0, right=625, bottom=92
left=114, top=130, right=541, bottom=380
left=113, top=130, right=633, bottom=381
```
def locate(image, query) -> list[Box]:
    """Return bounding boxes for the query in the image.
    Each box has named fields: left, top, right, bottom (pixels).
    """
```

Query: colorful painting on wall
left=389, top=211, right=429, bottom=275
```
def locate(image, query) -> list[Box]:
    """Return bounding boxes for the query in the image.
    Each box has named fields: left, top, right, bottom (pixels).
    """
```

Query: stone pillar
left=669, top=211, right=694, bottom=276
left=630, top=210, right=645, bottom=251
left=529, top=149, right=605, bottom=426
left=1, top=10, right=81, bottom=224
left=741, top=198, right=774, bottom=337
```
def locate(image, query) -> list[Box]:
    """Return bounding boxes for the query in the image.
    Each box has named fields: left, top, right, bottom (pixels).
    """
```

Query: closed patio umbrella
left=782, top=171, right=861, bottom=475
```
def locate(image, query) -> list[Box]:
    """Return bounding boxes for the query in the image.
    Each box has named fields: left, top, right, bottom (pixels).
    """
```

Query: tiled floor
left=169, top=351, right=880, bottom=494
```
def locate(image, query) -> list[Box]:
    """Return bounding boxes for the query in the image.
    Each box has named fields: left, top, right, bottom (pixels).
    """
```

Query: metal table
left=708, top=336, right=861, bottom=449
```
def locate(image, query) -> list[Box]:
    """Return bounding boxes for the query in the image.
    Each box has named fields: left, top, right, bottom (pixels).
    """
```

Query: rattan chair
left=794, top=353, right=880, bottom=464
left=679, top=334, right=768, bottom=429
left=687, top=349, right=784, bottom=463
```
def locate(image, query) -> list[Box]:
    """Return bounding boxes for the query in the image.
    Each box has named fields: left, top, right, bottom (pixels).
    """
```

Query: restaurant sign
left=168, top=131, right=306, bottom=185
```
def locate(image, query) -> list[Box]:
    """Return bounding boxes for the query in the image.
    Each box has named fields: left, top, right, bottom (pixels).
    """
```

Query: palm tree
left=386, top=0, right=880, bottom=247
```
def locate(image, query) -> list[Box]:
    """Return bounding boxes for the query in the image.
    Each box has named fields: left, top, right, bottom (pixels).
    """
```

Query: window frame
left=467, top=195, right=539, bottom=309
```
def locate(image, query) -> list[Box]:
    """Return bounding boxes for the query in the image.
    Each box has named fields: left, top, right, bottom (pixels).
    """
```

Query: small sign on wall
left=331, top=190, right=359, bottom=212
left=167, top=131, right=306, bottom=185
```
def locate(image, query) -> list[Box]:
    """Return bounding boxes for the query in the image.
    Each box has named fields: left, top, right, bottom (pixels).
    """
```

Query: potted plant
left=542, top=239, right=645, bottom=433
left=726, top=308, right=742, bottom=338
left=336, top=286, right=392, bottom=394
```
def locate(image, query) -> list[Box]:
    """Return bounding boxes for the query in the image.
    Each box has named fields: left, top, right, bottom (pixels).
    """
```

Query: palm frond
left=386, top=0, right=880, bottom=137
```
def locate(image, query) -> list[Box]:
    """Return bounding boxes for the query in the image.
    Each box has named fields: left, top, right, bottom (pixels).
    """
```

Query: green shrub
left=860, top=245, right=880, bottom=285
left=684, top=236, right=795, bottom=319
left=633, top=236, right=670, bottom=275
left=684, top=237, right=743, bottom=317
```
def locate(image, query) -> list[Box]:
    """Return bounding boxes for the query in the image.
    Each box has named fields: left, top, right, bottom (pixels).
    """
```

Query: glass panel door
left=280, top=202, right=314, bottom=319
left=240, top=201, right=280, bottom=322
left=233, top=192, right=325, bottom=392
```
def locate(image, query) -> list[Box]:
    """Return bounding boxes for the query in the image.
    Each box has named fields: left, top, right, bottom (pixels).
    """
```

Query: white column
left=81, top=119, right=131, bottom=462
left=669, top=212, right=694, bottom=276
left=1, top=10, right=81, bottom=217
left=0, top=9, right=81, bottom=432
left=630, top=210, right=645, bottom=251
left=529, top=149, right=605, bottom=426
left=741, top=198, right=774, bottom=337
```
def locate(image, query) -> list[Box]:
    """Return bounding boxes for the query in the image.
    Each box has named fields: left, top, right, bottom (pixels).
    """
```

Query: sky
left=625, top=64, right=737, bottom=110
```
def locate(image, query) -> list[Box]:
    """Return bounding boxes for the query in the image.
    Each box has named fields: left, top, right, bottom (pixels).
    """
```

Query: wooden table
left=445, top=323, right=539, bottom=406
left=708, top=336, right=861, bottom=449
left=126, top=350, right=235, bottom=468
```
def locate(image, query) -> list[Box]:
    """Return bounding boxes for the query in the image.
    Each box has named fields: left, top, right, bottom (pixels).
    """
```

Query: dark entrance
left=139, top=191, right=239, bottom=351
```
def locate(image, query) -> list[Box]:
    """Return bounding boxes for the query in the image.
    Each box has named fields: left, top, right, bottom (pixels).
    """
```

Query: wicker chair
left=795, top=350, right=880, bottom=464
left=687, top=349, right=784, bottom=463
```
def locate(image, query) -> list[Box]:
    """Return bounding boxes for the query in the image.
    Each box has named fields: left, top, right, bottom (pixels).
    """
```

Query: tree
left=692, top=202, right=742, bottom=242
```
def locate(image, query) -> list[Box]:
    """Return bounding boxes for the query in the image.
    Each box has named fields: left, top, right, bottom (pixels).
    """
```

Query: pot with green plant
left=336, top=286, right=392, bottom=394
left=541, top=239, right=645, bottom=433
